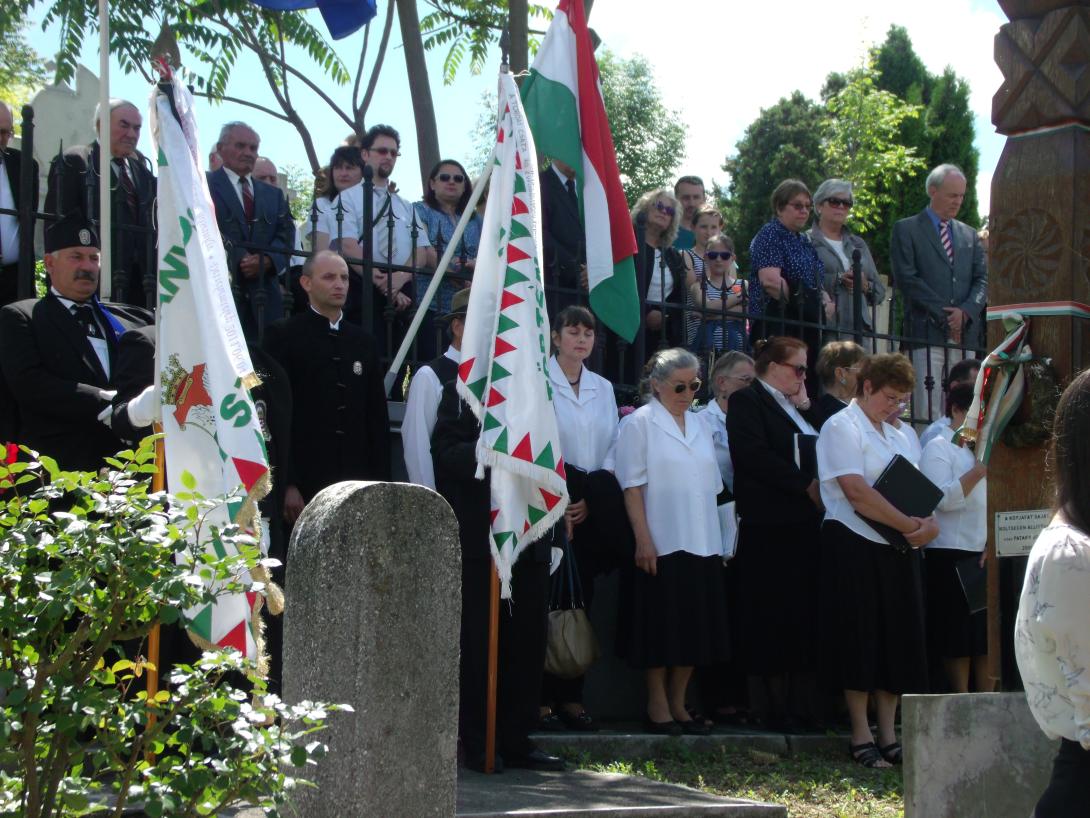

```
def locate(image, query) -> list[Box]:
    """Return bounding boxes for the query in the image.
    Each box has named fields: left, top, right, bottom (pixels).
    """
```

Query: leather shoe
left=463, top=751, right=504, bottom=773
left=538, top=712, right=565, bottom=732
left=559, top=709, right=599, bottom=732
left=643, top=717, right=682, bottom=736
left=504, top=748, right=565, bottom=771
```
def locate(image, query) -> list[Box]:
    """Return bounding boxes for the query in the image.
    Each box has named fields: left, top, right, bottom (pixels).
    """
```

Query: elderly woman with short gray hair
left=808, top=179, right=885, bottom=337
left=615, top=347, right=730, bottom=736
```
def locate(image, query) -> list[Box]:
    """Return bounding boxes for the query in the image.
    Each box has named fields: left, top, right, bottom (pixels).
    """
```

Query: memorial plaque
left=994, top=509, right=1051, bottom=558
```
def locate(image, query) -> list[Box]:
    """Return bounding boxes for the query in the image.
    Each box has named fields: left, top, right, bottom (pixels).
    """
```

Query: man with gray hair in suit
left=890, top=163, right=987, bottom=422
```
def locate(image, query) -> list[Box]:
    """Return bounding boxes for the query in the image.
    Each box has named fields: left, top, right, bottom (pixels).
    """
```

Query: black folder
left=856, top=454, right=944, bottom=552
left=955, top=554, right=988, bottom=614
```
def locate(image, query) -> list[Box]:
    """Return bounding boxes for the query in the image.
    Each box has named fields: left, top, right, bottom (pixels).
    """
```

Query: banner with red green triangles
left=457, top=72, right=570, bottom=599
left=151, top=75, right=272, bottom=660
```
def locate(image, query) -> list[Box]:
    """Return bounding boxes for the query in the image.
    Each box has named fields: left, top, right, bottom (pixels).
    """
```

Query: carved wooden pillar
left=987, top=0, right=1090, bottom=687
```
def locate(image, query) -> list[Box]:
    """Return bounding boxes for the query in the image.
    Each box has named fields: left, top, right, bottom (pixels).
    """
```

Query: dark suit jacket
left=0, top=294, right=148, bottom=471
left=890, top=210, right=987, bottom=346
left=1, top=145, right=39, bottom=218
left=431, top=381, right=551, bottom=564
left=207, top=168, right=294, bottom=342
left=262, top=310, right=389, bottom=501
left=44, top=142, right=156, bottom=308
left=540, top=167, right=584, bottom=293
left=726, top=382, right=824, bottom=527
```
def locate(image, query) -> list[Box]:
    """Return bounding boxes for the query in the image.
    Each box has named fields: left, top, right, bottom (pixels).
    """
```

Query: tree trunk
left=395, top=0, right=439, bottom=188
left=509, top=0, right=528, bottom=79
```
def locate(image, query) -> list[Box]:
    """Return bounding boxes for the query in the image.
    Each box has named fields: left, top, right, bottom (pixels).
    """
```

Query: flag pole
left=145, top=429, right=165, bottom=760
left=97, top=0, right=112, bottom=299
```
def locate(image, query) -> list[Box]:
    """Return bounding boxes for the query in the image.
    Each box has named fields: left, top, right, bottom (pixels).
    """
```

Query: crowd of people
left=0, top=95, right=999, bottom=774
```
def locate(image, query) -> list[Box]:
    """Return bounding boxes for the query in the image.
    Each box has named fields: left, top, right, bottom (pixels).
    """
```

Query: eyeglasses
left=727, top=374, right=754, bottom=384
left=778, top=362, right=808, bottom=377
left=369, top=147, right=400, bottom=157
left=654, top=202, right=676, bottom=217
left=824, top=197, right=853, bottom=209
left=437, top=173, right=465, bottom=183
left=671, top=379, right=702, bottom=394
left=706, top=251, right=734, bottom=261
left=786, top=200, right=812, bottom=212
left=876, top=390, right=909, bottom=407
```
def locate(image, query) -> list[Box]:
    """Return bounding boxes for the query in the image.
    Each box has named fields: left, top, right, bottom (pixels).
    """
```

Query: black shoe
left=463, top=751, right=504, bottom=773
left=643, top=717, right=682, bottom=736
left=677, top=718, right=711, bottom=736
left=558, top=709, right=600, bottom=732
left=504, top=748, right=565, bottom=771
left=538, top=712, right=565, bottom=732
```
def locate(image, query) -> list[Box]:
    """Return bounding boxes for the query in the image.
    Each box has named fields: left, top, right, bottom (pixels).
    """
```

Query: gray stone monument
left=283, top=481, right=461, bottom=818
left=903, top=693, right=1056, bottom=818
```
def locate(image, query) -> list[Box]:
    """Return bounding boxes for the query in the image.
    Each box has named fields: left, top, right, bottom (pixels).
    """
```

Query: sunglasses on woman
left=706, top=251, right=733, bottom=260
left=671, top=379, right=702, bottom=394
left=437, top=173, right=465, bottom=183
left=779, top=362, right=808, bottom=377
left=654, top=202, right=676, bottom=217
left=824, top=197, right=853, bottom=209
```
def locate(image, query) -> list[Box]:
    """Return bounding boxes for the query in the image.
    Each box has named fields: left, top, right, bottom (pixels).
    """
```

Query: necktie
left=240, top=176, right=255, bottom=222
left=565, top=177, right=577, bottom=207
left=71, top=303, right=102, bottom=339
left=939, top=220, right=954, bottom=263
left=117, top=159, right=139, bottom=216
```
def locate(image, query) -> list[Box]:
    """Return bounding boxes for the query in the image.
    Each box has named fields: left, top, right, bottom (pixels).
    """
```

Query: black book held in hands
left=856, top=454, right=944, bottom=552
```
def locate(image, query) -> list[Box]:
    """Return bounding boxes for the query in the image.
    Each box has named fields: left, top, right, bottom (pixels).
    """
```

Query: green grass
left=565, top=745, right=904, bottom=818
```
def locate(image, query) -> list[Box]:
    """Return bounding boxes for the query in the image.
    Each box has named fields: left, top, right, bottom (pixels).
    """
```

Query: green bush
left=0, top=440, right=347, bottom=818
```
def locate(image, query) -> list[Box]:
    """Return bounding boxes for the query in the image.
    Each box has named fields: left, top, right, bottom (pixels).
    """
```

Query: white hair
left=92, top=98, right=138, bottom=130
left=648, top=347, right=700, bottom=384
left=925, top=164, right=965, bottom=193
left=217, top=121, right=257, bottom=147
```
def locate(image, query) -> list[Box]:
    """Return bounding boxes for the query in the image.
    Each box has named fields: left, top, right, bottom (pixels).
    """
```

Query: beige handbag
left=544, top=537, right=600, bottom=679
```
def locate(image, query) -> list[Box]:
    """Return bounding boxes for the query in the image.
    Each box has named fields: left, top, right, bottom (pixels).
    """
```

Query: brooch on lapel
left=352, top=361, right=363, bottom=375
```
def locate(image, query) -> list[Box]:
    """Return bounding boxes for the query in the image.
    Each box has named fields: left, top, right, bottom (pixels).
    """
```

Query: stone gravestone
left=283, top=481, right=461, bottom=818
left=903, top=693, right=1056, bottom=818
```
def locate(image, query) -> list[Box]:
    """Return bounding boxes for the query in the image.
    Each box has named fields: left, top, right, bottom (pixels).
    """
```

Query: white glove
left=126, top=383, right=161, bottom=428
left=96, top=403, right=114, bottom=429
left=549, top=546, right=564, bottom=576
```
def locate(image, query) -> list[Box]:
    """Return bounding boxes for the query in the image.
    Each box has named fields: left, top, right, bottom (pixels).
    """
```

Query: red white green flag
left=457, top=72, right=569, bottom=599
left=150, top=74, right=272, bottom=661
left=521, top=0, right=640, bottom=342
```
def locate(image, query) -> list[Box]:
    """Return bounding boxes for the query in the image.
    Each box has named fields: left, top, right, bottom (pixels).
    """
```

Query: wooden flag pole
left=484, top=561, right=501, bottom=774
left=146, top=429, right=166, bottom=757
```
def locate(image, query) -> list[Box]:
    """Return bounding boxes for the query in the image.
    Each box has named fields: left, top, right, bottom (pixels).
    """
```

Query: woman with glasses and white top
left=726, top=336, right=826, bottom=731
left=616, top=348, right=729, bottom=736
left=540, top=306, right=620, bottom=732
left=816, top=353, right=938, bottom=769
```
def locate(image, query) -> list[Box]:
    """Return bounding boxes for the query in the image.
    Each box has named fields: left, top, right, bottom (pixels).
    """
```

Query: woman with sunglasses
left=747, top=181, right=833, bottom=396
left=414, top=159, right=482, bottom=357
left=726, top=336, right=826, bottom=731
left=686, top=233, right=746, bottom=356
left=816, top=353, right=937, bottom=768
left=615, top=347, right=729, bottom=736
left=631, top=189, right=695, bottom=352
left=808, top=179, right=885, bottom=338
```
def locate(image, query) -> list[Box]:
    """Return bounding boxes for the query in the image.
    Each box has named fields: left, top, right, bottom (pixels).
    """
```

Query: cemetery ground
left=564, top=743, right=904, bottom=818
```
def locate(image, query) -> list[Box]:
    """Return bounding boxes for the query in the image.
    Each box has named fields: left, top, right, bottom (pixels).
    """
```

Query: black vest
left=428, top=352, right=459, bottom=389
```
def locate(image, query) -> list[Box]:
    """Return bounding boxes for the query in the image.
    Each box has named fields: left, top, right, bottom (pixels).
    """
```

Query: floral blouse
left=746, top=218, right=824, bottom=317
left=1015, top=519, right=1090, bottom=748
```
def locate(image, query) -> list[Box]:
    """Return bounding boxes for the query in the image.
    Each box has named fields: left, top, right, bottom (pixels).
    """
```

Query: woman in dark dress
left=726, top=336, right=825, bottom=730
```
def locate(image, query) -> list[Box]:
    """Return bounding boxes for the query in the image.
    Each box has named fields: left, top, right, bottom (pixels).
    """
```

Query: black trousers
left=1, top=263, right=20, bottom=307
left=1035, top=739, right=1090, bottom=818
left=460, top=555, right=549, bottom=760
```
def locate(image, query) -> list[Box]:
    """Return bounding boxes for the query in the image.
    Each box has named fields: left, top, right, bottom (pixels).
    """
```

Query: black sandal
left=849, top=741, right=890, bottom=768
left=878, top=741, right=902, bottom=765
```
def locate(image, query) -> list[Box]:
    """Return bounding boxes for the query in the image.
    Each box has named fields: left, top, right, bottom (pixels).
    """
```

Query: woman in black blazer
left=726, top=336, right=825, bottom=731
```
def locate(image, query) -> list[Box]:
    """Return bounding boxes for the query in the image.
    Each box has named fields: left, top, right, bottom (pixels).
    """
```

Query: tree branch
left=351, top=17, right=371, bottom=118
left=191, top=91, right=291, bottom=122
left=358, top=0, right=396, bottom=131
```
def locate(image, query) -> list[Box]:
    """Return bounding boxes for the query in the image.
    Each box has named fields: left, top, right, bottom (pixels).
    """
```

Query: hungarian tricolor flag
left=521, top=0, right=640, bottom=342
left=457, top=72, right=569, bottom=599
left=150, top=74, right=273, bottom=661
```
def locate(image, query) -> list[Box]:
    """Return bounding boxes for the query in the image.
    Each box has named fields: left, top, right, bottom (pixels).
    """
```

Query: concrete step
left=531, top=726, right=850, bottom=758
left=456, top=768, right=786, bottom=817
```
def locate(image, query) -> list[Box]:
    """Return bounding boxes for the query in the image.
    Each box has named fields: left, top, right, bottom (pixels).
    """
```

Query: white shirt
left=335, top=182, right=431, bottom=266
left=890, top=420, right=922, bottom=463
left=309, top=304, right=343, bottom=330
left=920, top=415, right=952, bottom=449
left=547, top=357, right=618, bottom=472
left=817, top=399, right=917, bottom=544
left=221, top=165, right=252, bottom=210
left=551, top=163, right=577, bottom=198
left=1015, top=520, right=1090, bottom=749
left=695, top=399, right=733, bottom=493
left=646, top=249, right=673, bottom=304
left=615, top=399, right=723, bottom=559
left=403, top=346, right=459, bottom=489
left=51, top=288, right=110, bottom=378
left=758, top=378, right=817, bottom=436
left=919, top=429, right=986, bottom=552
left=0, top=158, right=17, bottom=265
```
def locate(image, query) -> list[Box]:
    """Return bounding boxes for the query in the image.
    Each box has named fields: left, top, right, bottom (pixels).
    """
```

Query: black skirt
left=820, top=520, right=929, bottom=694
left=924, top=547, right=988, bottom=659
left=621, top=551, right=730, bottom=669
left=1036, top=739, right=1090, bottom=818
left=734, top=518, right=823, bottom=675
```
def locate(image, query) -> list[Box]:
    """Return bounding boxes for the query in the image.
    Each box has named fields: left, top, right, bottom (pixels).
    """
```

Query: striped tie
left=939, top=220, right=954, bottom=263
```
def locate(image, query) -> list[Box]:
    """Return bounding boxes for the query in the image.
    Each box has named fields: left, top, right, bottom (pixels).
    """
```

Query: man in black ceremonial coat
left=0, top=217, right=149, bottom=472
left=431, top=381, right=563, bottom=774
left=263, top=249, right=390, bottom=525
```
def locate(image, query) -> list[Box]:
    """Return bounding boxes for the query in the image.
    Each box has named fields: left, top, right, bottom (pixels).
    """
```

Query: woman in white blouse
left=816, top=353, right=938, bottom=769
left=616, top=348, right=729, bottom=736
left=698, top=351, right=756, bottom=496
left=540, top=306, right=620, bottom=732
left=1016, top=370, right=1090, bottom=816
left=918, top=382, right=988, bottom=693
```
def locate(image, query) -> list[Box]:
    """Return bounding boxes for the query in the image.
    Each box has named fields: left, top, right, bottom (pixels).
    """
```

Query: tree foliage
left=0, top=19, right=49, bottom=117
left=821, top=61, right=926, bottom=233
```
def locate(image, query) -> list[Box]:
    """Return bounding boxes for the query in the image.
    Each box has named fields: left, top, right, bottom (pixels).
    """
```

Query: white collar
left=649, top=396, right=696, bottom=446
left=847, top=398, right=894, bottom=443
left=50, top=287, right=92, bottom=311
left=443, top=345, right=460, bottom=362
left=310, top=304, right=343, bottom=330
left=552, top=164, right=575, bottom=189
left=547, top=355, right=596, bottom=395
left=222, top=165, right=249, bottom=188
left=704, top=398, right=727, bottom=423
